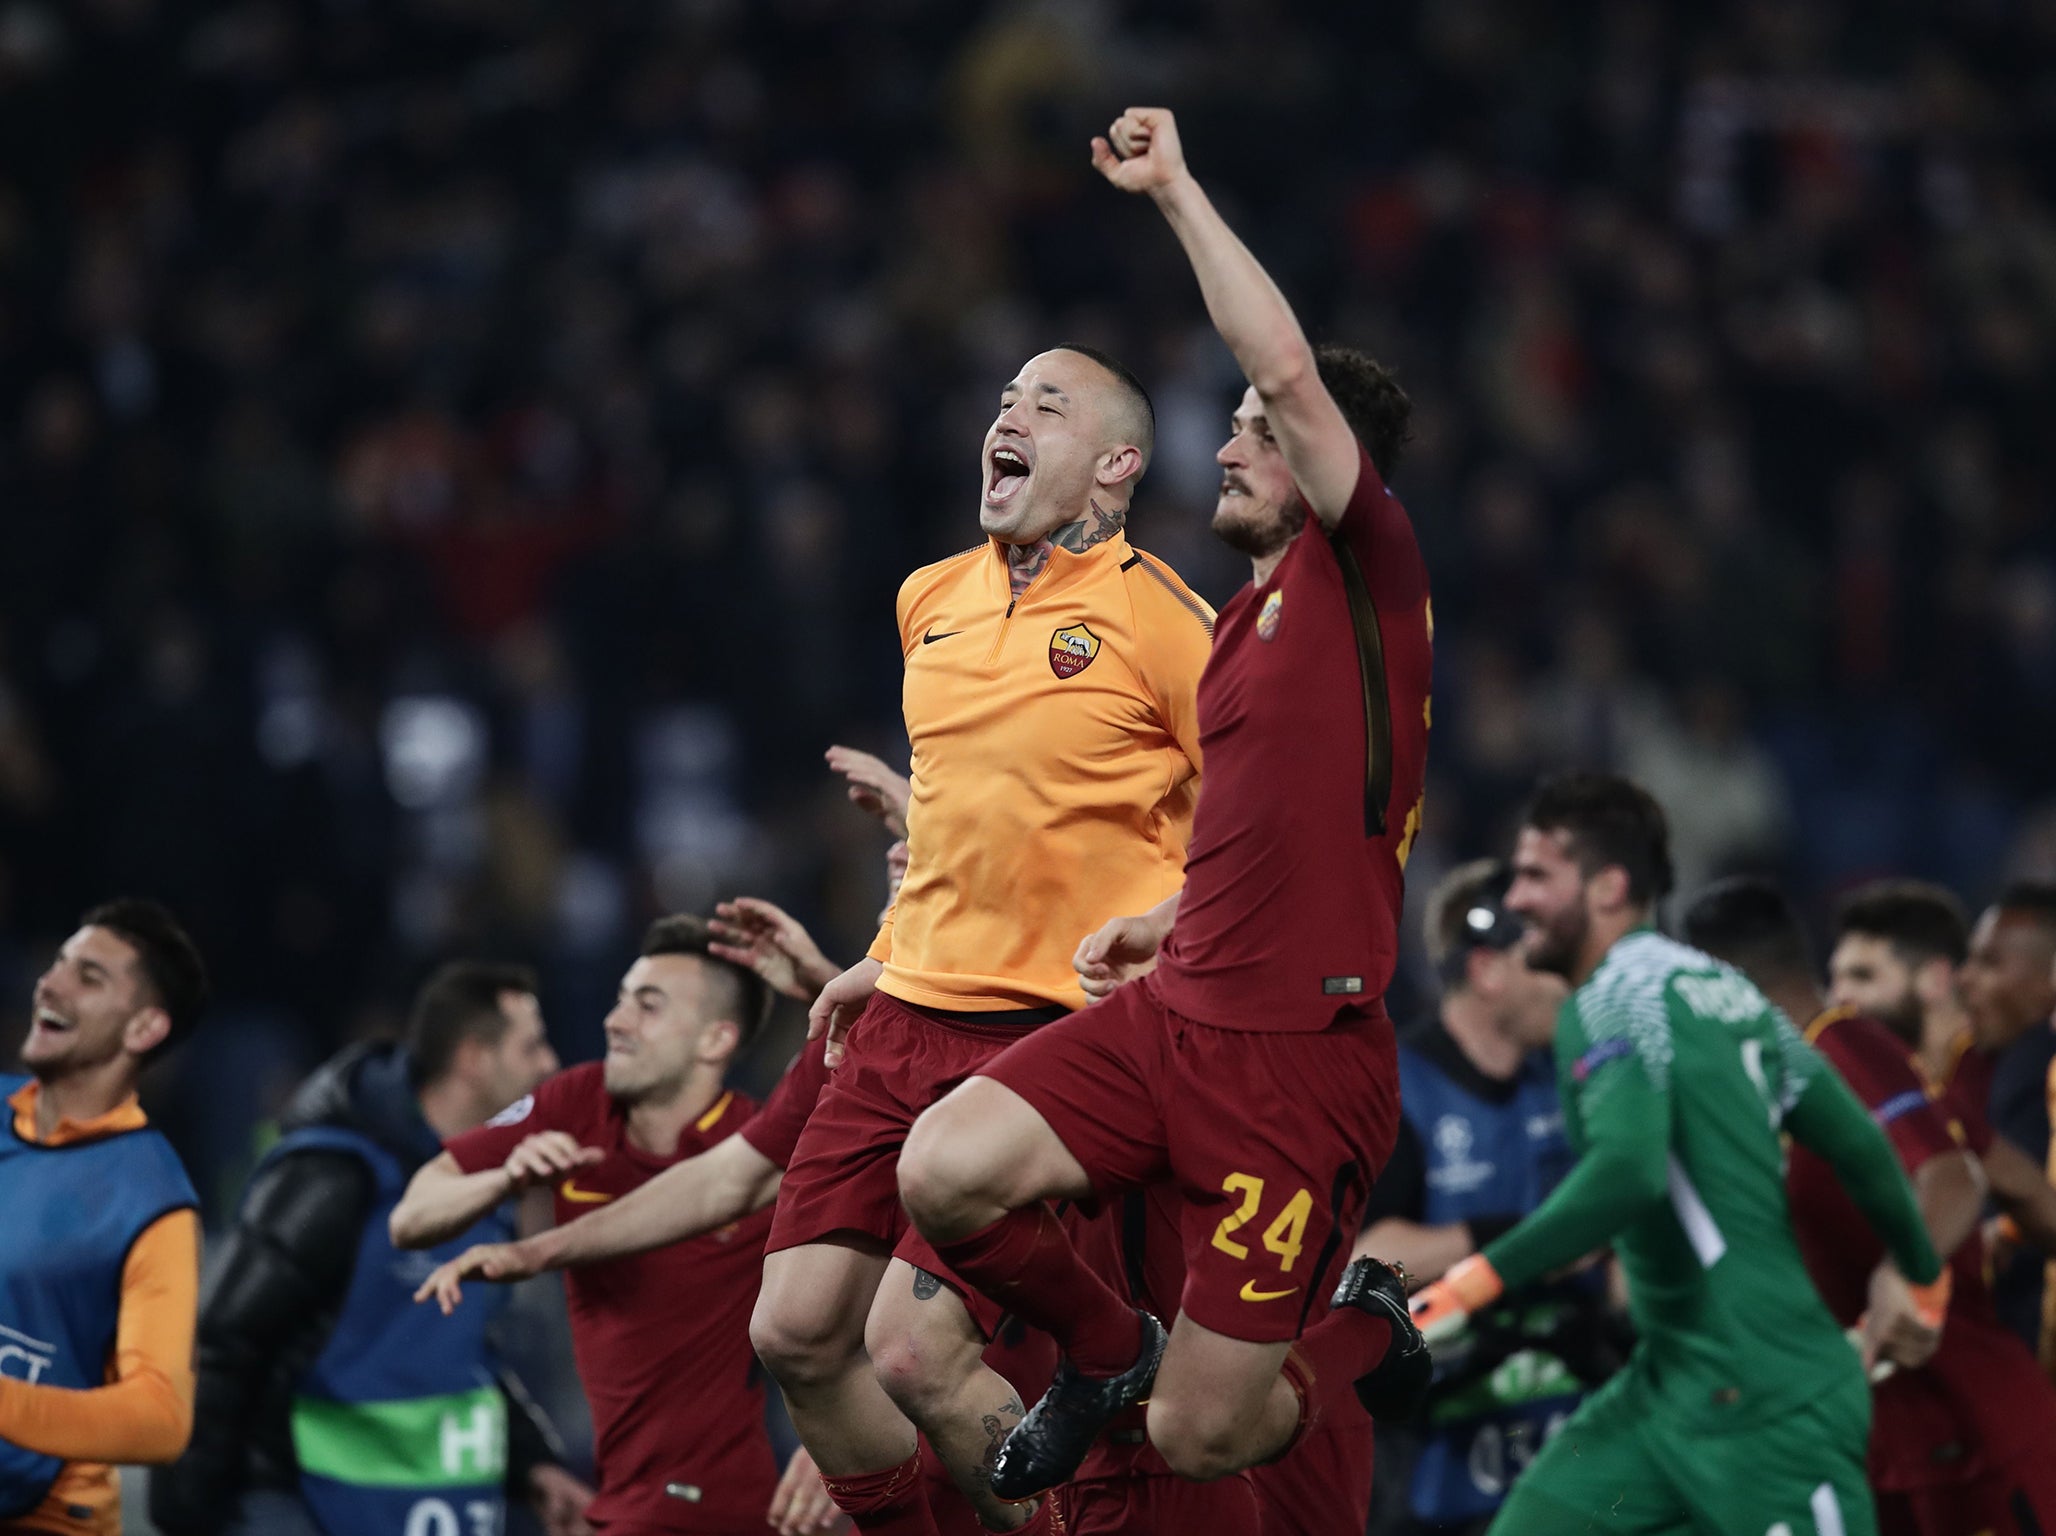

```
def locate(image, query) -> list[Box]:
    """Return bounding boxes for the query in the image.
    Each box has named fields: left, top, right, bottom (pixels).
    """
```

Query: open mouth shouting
left=985, top=443, right=1033, bottom=509
left=26, top=1005, right=75, bottom=1050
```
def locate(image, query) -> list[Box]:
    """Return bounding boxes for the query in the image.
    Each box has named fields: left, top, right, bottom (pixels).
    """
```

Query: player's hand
left=502, top=1132, right=603, bottom=1191
left=528, top=1463, right=595, bottom=1536
left=809, top=956, right=883, bottom=1069
left=826, top=746, right=910, bottom=838
left=1090, top=107, right=1190, bottom=196
left=413, top=1236, right=552, bottom=1314
left=1862, top=1263, right=1949, bottom=1374
left=766, top=1446, right=845, bottom=1534
left=710, top=897, right=840, bottom=1002
left=1073, top=913, right=1169, bottom=1000
left=1408, top=1253, right=1504, bottom=1344
left=884, top=840, right=910, bottom=904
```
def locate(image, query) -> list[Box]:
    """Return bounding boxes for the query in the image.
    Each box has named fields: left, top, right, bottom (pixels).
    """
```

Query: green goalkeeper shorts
left=1489, top=1366, right=1874, bottom=1536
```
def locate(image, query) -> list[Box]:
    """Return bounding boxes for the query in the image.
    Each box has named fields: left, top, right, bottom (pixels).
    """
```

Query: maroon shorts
left=980, top=973, right=1400, bottom=1343
left=1878, top=1446, right=2056, bottom=1536
left=769, top=991, right=1039, bottom=1333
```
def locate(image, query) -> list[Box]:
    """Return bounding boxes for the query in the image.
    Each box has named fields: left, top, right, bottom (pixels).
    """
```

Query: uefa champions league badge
left=1257, top=590, right=1284, bottom=641
left=1048, top=624, right=1101, bottom=678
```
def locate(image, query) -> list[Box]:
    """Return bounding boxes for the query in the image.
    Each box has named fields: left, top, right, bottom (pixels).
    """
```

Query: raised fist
left=1090, top=107, right=1189, bottom=195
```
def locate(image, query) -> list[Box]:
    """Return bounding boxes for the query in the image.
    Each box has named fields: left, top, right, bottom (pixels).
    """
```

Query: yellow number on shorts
left=1213, top=1175, right=1315, bottom=1272
left=1211, top=1173, right=1265, bottom=1260
left=1262, top=1188, right=1313, bottom=1272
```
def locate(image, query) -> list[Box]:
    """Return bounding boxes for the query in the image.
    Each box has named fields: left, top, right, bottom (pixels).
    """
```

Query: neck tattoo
left=1050, top=498, right=1126, bottom=555
left=1007, top=500, right=1126, bottom=597
left=1007, top=539, right=1053, bottom=597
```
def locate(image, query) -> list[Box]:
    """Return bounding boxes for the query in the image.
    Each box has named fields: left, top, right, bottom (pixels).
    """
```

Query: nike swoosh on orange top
left=1240, top=1280, right=1299, bottom=1302
left=559, top=1179, right=613, bottom=1204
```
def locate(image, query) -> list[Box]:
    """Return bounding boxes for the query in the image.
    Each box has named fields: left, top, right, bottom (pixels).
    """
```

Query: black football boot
left=989, top=1310, right=1169, bottom=1501
left=1331, top=1256, right=1433, bottom=1419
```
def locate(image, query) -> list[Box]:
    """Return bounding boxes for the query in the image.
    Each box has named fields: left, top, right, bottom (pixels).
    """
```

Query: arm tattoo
left=1048, top=499, right=1127, bottom=555
left=911, top=1267, right=943, bottom=1300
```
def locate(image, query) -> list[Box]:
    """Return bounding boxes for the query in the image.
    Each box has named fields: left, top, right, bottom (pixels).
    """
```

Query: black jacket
left=148, top=1043, right=567, bottom=1535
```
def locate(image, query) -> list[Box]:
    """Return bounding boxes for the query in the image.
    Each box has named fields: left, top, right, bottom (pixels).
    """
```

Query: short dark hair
left=81, top=899, right=207, bottom=1063
left=1995, top=881, right=2056, bottom=933
left=641, top=914, right=772, bottom=1048
left=1425, top=858, right=1520, bottom=981
left=1053, top=343, right=1156, bottom=470
left=1522, top=772, right=1675, bottom=906
left=407, top=961, right=538, bottom=1088
left=1680, top=877, right=1814, bottom=982
left=1833, top=880, right=1969, bottom=968
left=1315, top=345, right=1412, bottom=481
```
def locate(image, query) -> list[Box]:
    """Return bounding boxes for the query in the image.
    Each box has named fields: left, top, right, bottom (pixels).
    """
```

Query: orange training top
left=0, top=1083, right=199, bottom=1536
left=870, top=530, right=1215, bottom=1011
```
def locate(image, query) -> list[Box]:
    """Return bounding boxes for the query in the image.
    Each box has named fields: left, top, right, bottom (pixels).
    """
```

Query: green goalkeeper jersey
left=1480, top=929, right=1940, bottom=1434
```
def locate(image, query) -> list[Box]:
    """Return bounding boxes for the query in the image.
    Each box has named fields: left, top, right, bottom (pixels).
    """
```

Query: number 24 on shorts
left=1211, top=1173, right=1314, bottom=1295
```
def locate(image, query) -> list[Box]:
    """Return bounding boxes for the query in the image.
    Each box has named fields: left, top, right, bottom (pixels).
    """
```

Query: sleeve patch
left=1874, top=1089, right=1929, bottom=1126
left=1574, top=1038, right=1635, bottom=1081
left=484, top=1093, right=534, bottom=1129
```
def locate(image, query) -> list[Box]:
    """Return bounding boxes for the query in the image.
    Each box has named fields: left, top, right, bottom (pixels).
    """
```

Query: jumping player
left=898, top=105, right=1433, bottom=1496
left=753, top=341, right=1215, bottom=1536
left=412, top=904, right=1329, bottom=1536
left=1687, top=876, right=2056, bottom=1536
left=1407, top=775, right=1946, bottom=1535
left=390, top=916, right=838, bottom=1536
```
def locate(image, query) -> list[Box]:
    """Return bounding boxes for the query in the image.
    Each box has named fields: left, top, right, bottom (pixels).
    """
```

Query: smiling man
left=754, top=344, right=1214, bottom=1536
left=0, top=899, right=207, bottom=1536
left=391, top=916, right=837, bottom=1536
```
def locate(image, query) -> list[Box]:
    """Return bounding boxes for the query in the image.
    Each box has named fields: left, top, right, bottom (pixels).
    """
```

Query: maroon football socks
left=935, top=1204, right=1145, bottom=1377
left=821, top=1452, right=944, bottom=1536
left=1279, top=1303, right=1393, bottom=1443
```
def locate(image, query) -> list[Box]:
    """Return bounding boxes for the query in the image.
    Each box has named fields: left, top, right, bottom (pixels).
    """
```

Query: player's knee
left=864, top=1314, right=968, bottom=1418
left=749, top=1290, right=856, bottom=1388
left=898, top=1103, right=983, bottom=1231
left=1146, top=1396, right=1248, bottom=1483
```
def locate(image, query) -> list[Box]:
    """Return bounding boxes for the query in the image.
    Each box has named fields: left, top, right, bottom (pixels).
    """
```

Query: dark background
left=5, top=0, right=2054, bottom=1263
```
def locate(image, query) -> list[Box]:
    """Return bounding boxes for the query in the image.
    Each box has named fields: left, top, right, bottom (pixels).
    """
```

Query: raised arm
left=1094, top=106, right=1360, bottom=524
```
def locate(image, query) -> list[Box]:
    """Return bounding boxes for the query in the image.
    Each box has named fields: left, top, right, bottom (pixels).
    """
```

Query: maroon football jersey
left=447, top=1065, right=777, bottom=1530
left=1788, top=1010, right=2056, bottom=1491
left=1154, top=441, right=1431, bottom=1032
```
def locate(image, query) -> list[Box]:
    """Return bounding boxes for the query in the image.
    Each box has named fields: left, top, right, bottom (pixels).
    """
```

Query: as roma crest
left=1257, top=590, right=1284, bottom=641
left=1048, top=624, right=1101, bottom=679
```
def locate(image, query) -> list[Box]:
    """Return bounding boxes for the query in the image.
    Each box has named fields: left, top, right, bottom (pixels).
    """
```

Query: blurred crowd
left=5, top=0, right=2056, bottom=1209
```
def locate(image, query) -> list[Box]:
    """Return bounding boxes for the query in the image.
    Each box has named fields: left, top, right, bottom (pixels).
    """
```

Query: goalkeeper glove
left=1409, top=1253, right=1504, bottom=1344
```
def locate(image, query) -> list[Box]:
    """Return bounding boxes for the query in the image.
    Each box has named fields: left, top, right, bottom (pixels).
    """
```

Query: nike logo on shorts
left=559, top=1179, right=613, bottom=1204
left=1240, top=1280, right=1299, bottom=1302
left=922, top=629, right=962, bottom=644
